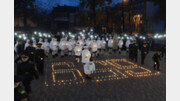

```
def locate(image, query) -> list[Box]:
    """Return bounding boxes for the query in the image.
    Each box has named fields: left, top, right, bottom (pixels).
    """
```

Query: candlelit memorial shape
left=106, top=59, right=160, bottom=77
left=45, top=62, right=85, bottom=87
left=45, top=59, right=160, bottom=87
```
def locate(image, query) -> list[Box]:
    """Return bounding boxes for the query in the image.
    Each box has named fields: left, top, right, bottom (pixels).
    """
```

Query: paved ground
left=15, top=51, right=166, bottom=101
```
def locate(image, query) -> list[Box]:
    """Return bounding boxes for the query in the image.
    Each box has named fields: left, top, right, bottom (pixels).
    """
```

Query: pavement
left=15, top=51, right=166, bottom=101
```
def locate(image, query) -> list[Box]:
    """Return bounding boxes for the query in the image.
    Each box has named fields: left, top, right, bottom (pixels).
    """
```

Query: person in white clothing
left=126, top=39, right=131, bottom=53
left=33, top=40, right=37, bottom=48
left=81, top=46, right=91, bottom=64
left=85, top=38, right=91, bottom=49
left=118, top=39, right=124, bottom=54
left=91, top=40, right=98, bottom=57
left=77, top=37, right=84, bottom=47
left=101, top=38, right=106, bottom=52
left=74, top=44, right=82, bottom=63
left=24, top=39, right=30, bottom=50
left=43, top=39, right=50, bottom=56
left=59, top=38, right=67, bottom=57
left=67, top=39, right=73, bottom=56
left=50, top=38, right=58, bottom=58
left=108, top=37, right=113, bottom=54
left=14, top=40, right=19, bottom=54
left=83, top=58, right=95, bottom=79
left=97, top=37, right=101, bottom=56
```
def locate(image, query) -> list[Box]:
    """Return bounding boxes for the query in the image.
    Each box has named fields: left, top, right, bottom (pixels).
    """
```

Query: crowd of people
left=14, top=35, right=166, bottom=101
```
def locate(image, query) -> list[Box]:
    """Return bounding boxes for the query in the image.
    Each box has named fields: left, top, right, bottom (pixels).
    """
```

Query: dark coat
left=17, top=61, right=38, bottom=81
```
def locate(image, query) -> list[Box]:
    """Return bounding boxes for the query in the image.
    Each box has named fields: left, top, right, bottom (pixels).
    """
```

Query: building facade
left=51, top=5, right=80, bottom=31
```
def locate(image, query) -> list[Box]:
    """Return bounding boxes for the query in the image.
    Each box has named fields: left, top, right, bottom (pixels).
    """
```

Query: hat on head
left=20, top=51, right=29, bottom=56
left=83, top=46, right=88, bottom=49
left=37, top=43, right=42, bottom=46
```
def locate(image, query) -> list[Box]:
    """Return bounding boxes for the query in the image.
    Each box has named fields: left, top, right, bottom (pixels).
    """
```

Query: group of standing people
left=14, top=39, right=46, bottom=101
left=14, top=35, right=166, bottom=101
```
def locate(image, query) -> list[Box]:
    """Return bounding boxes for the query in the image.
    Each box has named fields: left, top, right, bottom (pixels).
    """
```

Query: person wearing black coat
left=25, top=42, right=36, bottom=62
left=140, top=43, right=149, bottom=65
left=14, top=75, right=29, bottom=101
left=160, top=44, right=166, bottom=58
left=132, top=43, right=139, bottom=62
left=17, top=52, right=39, bottom=94
left=35, top=43, right=45, bottom=75
left=128, top=41, right=134, bottom=60
left=152, top=51, right=161, bottom=71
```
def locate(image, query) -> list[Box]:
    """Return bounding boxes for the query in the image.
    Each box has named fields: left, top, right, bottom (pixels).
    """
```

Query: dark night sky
left=35, top=0, right=122, bottom=11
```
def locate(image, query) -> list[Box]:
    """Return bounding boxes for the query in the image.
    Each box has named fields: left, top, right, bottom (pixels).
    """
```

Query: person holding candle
left=81, top=46, right=91, bottom=64
left=74, top=43, right=82, bottom=63
left=59, top=38, right=66, bottom=57
left=38, top=38, right=44, bottom=49
left=43, top=39, right=50, bottom=56
left=32, top=40, right=37, bottom=48
left=91, top=40, right=98, bottom=57
left=101, top=38, right=106, bottom=53
left=85, top=38, right=91, bottom=49
left=77, top=37, right=84, bottom=47
left=50, top=38, right=58, bottom=58
left=67, top=39, right=73, bottom=56
left=118, top=39, right=124, bottom=54
left=108, top=37, right=113, bottom=54
left=152, top=51, right=162, bottom=71
left=97, top=37, right=102, bottom=56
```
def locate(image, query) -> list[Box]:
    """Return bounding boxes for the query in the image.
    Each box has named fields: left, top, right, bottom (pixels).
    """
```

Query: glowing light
left=23, top=37, right=27, bottom=40
left=32, top=37, right=35, bottom=40
left=90, top=29, right=93, bottom=32
left=18, top=35, right=22, bottom=39
left=34, top=31, right=37, bottom=35
left=14, top=33, right=17, bottom=36
left=90, top=35, right=93, bottom=38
